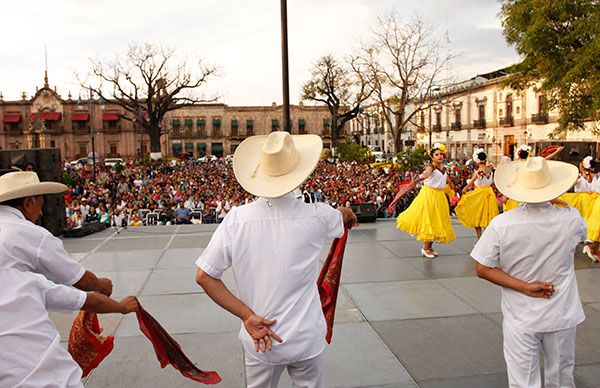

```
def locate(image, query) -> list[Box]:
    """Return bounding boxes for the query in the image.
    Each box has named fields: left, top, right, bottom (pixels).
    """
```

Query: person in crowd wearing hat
left=471, top=157, right=586, bottom=388
left=0, top=171, right=113, bottom=296
left=0, top=267, right=138, bottom=387
left=195, top=131, right=357, bottom=388
left=455, top=148, right=498, bottom=239
left=395, top=143, right=455, bottom=259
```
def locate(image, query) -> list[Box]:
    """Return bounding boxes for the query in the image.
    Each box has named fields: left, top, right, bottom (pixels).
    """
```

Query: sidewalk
left=53, top=219, right=600, bottom=387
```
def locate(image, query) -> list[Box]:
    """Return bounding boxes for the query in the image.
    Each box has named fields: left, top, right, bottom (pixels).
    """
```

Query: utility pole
left=88, top=87, right=97, bottom=181
left=280, top=0, right=291, bottom=133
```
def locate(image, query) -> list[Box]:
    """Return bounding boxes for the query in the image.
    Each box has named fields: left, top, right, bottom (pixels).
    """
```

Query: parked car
left=69, top=157, right=89, bottom=167
left=197, top=155, right=218, bottom=162
left=104, top=157, right=123, bottom=167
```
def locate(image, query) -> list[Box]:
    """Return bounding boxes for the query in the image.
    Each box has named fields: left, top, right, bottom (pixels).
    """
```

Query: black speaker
left=350, top=203, right=377, bottom=223
left=0, top=148, right=65, bottom=236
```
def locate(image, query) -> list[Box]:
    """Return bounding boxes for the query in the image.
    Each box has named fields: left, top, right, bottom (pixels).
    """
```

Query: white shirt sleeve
left=36, top=234, right=85, bottom=286
left=320, top=204, right=344, bottom=240
left=195, top=215, right=232, bottom=279
left=35, top=274, right=87, bottom=313
left=471, top=223, right=500, bottom=268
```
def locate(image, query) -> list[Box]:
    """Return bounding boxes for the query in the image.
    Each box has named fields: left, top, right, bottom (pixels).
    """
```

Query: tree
left=301, top=55, right=373, bottom=145
left=395, top=145, right=429, bottom=171
left=360, top=13, right=454, bottom=152
left=81, top=43, right=217, bottom=155
left=335, top=140, right=370, bottom=162
left=501, top=0, right=600, bottom=135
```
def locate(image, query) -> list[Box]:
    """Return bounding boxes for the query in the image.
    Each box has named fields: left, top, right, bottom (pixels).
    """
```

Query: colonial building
left=409, top=68, right=599, bottom=163
left=0, top=75, right=342, bottom=162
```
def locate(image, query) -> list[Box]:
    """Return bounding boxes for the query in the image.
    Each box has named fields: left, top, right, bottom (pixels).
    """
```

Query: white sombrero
left=494, top=157, right=578, bottom=203
left=233, top=131, right=323, bottom=198
left=0, top=172, right=67, bottom=203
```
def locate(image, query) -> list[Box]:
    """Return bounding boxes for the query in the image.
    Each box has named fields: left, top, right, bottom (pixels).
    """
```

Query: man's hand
left=338, top=207, right=358, bottom=229
left=522, top=282, right=554, bottom=298
left=119, top=296, right=140, bottom=314
left=97, top=277, right=113, bottom=297
left=243, top=313, right=283, bottom=353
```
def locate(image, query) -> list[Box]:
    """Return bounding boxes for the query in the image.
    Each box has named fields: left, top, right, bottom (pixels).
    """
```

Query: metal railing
left=473, top=118, right=486, bottom=129
left=531, top=113, right=549, bottom=124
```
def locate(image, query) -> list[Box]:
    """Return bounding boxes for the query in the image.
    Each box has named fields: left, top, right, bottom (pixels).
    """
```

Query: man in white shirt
left=0, top=267, right=138, bottom=387
left=0, top=172, right=112, bottom=295
left=471, top=157, right=585, bottom=388
left=196, top=132, right=357, bottom=388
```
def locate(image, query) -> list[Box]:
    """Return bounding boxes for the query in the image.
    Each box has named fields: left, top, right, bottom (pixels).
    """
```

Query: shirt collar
left=261, top=192, right=297, bottom=202
left=522, top=201, right=552, bottom=209
left=0, top=205, right=26, bottom=220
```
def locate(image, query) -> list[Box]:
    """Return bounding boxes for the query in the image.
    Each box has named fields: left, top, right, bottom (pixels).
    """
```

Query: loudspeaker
left=0, top=148, right=65, bottom=236
left=350, top=203, right=377, bottom=223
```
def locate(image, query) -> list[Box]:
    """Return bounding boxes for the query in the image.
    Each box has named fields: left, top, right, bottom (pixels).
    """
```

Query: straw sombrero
left=233, top=131, right=322, bottom=198
left=494, top=157, right=578, bottom=203
left=0, top=172, right=67, bottom=203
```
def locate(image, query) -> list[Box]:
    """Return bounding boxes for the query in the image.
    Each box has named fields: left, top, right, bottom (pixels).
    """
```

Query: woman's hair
left=476, top=151, right=487, bottom=163
left=517, top=149, right=530, bottom=160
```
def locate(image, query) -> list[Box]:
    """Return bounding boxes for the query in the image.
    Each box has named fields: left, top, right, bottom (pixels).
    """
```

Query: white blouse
left=423, top=168, right=447, bottom=189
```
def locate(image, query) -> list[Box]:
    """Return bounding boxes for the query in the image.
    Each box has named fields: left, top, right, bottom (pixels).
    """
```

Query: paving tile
left=373, top=315, right=506, bottom=381
left=346, top=229, right=375, bottom=243
left=177, top=224, right=219, bottom=233
left=449, top=236, right=478, bottom=253
left=62, top=238, right=106, bottom=253
left=420, top=373, right=508, bottom=388
left=334, top=286, right=366, bottom=324
left=97, top=237, right=172, bottom=251
left=80, top=250, right=162, bottom=271
left=402, top=254, right=476, bottom=279
left=141, top=268, right=237, bottom=296
left=340, top=256, right=427, bottom=283
left=575, top=364, right=600, bottom=388
left=484, top=312, right=504, bottom=326
left=575, top=269, right=600, bottom=303
left=359, top=227, right=416, bottom=241
left=588, top=303, right=600, bottom=312
left=156, top=248, right=205, bottom=269
left=69, top=252, right=88, bottom=262
left=438, top=277, right=502, bottom=313
left=575, top=306, right=600, bottom=365
left=345, top=280, right=476, bottom=321
left=49, top=311, right=122, bottom=341
left=95, top=270, right=151, bottom=298
left=169, top=234, right=213, bottom=249
left=380, top=240, right=467, bottom=258
left=344, top=241, right=398, bottom=260
left=85, top=332, right=244, bottom=388
left=116, top=294, right=241, bottom=337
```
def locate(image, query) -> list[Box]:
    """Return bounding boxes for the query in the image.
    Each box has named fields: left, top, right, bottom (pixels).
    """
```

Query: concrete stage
left=53, top=219, right=600, bottom=387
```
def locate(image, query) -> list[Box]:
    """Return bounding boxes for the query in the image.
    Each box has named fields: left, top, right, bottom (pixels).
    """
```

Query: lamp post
left=280, top=0, right=291, bottom=133
left=428, top=86, right=441, bottom=148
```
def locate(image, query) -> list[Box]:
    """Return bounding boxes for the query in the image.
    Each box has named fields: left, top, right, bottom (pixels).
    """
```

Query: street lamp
left=428, top=86, right=441, bottom=148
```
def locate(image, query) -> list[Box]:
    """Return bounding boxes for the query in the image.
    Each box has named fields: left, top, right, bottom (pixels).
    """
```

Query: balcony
left=6, top=127, right=23, bottom=136
left=432, top=124, right=442, bottom=132
left=451, top=122, right=462, bottom=130
left=531, top=113, right=549, bottom=124
left=172, top=131, right=196, bottom=139
left=473, top=118, right=486, bottom=129
left=499, top=116, right=514, bottom=127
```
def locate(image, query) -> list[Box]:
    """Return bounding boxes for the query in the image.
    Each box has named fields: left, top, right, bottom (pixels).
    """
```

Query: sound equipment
left=0, top=148, right=65, bottom=236
left=350, top=203, right=377, bottom=223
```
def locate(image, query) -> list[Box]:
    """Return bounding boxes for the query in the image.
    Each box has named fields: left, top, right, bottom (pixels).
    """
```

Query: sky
left=0, top=0, right=519, bottom=106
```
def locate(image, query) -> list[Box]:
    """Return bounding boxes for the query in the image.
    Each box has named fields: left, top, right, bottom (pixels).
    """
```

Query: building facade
left=408, top=69, right=599, bottom=163
left=0, top=77, right=343, bottom=162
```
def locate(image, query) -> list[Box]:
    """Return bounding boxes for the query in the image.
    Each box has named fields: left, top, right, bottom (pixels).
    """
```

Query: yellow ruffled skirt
left=503, top=198, right=520, bottom=212
left=455, top=186, right=499, bottom=228
left=396, top=185, right=455, bottom=243
left=587, top=195, right=600, bottom=242
left=559, top=192, right=598, bottom=220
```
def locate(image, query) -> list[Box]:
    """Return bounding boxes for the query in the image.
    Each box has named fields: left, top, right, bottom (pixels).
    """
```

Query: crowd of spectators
left=63, top=158, right=476, bottom=230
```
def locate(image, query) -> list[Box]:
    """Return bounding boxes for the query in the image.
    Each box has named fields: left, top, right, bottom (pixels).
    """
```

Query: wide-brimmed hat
left=494, top=157, right=578, bottom=203
left=0, top=172, right=67, bottom=203
left=233, top=131, right=322, bottom=198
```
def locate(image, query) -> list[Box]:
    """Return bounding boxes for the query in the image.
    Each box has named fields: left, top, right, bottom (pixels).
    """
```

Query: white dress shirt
left=0, top=206, right=85, bottom=286
left=471, top=202, right=587, bottom=332
left=196, top=192, right=344, bottom=365
left=0, top=268, right=86, bottom=387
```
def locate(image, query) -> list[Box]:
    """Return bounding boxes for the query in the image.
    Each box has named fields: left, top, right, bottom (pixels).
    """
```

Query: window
left=271, top=119, right=279, bottom=131
left=375, top=140, right=379, bottom=146
left=184, top=119, right=193, bottom=131
left=246, top=119, right=254, bottom=135
left=109, top=143, right=118, bottom=155
left=76, top=121, right=87, bottom=131
left=505, top=94, right=513, bottom=117
left=454, top=109, right=461, bottom=124
left=78, top=143, right=87, bottom=157
left=538, top=95, right=547, bottom=114
left=50, top=140, right=56, bottom=148
left=516, top=106, right=520, bottom=114
left=231, top=119, right=238, bottom=137
left=420, top=112, right=425, bottom=131
left=499, top=109, right=503, bottom=117
left=197, top=119, right=206, bottom=136
left=212, top=118, right=221, bottom=137
left=478, top=104, right=485, bottom=121
left=298, top=118, right=306, bottom=134
left=435, top=112, right=441, bottom=126
left=196, top=143, right=207, bottom=157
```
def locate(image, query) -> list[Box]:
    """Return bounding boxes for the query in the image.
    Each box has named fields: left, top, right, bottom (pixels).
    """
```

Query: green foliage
left=113, top=161, right=125, bottom=172
left=335, top=140, right=370, bottom=162
left=501, top=0, right=600, bottom=134
left=395, top=146, right=429, bottom=170
left=321, top=148, right=332, bottom=160
left=62, top=171, right=78, bottom=187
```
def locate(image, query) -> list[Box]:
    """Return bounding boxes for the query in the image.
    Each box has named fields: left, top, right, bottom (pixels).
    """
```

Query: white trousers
left=244, top=351, right=325, bottom=388
left=503, top=322, right=576, bottom=388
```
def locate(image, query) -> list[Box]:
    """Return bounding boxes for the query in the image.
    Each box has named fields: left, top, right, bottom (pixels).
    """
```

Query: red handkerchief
left=136, top=303, right=221, bottom=384
left=318, top=228, right=349, bottom=344
left=68, top=311, right=114, bottom=377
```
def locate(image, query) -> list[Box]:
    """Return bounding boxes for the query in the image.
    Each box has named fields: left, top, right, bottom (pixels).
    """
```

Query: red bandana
left=68, top=311, right=114, bottom=377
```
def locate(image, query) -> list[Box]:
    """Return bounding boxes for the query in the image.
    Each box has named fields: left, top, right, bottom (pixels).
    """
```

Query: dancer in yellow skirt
left=560, top=156, right=597, bottom=220
left=396, top=143, right=455, bottom=259
left=455, top=148, right=498, bottom=239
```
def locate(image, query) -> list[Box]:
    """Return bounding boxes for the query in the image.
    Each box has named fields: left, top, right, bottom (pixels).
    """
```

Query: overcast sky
left=0, top=0, right=519, bottom=106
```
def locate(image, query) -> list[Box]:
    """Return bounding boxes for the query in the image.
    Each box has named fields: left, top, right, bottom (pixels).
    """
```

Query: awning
left=212, top=119, right=221, bottom=125
left=231, top=119, right=238, bottom=127
left=2, top=113, right=22, bottom=123
left=211, top=143, right=223, bottom=152
left=271, top=119, right=279, bottom=127
left=172, top=119, right=181, bottom=126
left=29, top=112, right=62, bottom=121
left=72, top=112, right=90, bottom=122
left=197, top=119, right=205, bottom=126
left=102, top=113, right=119, bottom=121
left=298, top=119, right=305, bottom=125
left=184, top=119, right=193, bottom=125
left=246, top=119, right=254, bottom=127
left=323, top=119, right=331, bottom=125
